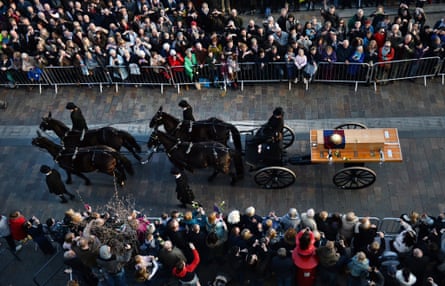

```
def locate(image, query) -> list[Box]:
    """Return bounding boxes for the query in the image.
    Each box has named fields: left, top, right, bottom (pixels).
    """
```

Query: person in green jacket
left=184, top=48, right=200, bottom=90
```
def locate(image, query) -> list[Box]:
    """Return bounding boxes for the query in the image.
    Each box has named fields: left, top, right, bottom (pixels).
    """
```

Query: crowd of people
left=2, top=205, right=445, bottom=286
left=0, top=0, right=444, bottom=88
left=1, top=0, right=445, bottom=285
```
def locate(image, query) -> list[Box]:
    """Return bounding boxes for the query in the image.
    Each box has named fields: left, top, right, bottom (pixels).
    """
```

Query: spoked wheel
left=254, top=166, right=296, bottom=189
left=282, top=126, right=295, bottom=149
left=334, top=123, right=368, bottom=129
left=333, top=166, right=376, bottom=189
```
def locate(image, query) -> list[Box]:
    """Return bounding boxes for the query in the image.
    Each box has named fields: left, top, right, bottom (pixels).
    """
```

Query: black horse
left=147, top=129, right=244, bottom=185
left=149, top=106, right=243, bottom=154
left=32, top=132, right=134, bottom=186
left=39, top=112, right=143, bottom=162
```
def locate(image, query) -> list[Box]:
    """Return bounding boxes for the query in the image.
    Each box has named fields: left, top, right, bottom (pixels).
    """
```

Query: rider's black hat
left=40, top=165, right=51, bottom=174
left=66, top=102, right=77, bottom=110
left=273, top=107, right=284, bottom=116
left=178, top=100, right=190, bottom=108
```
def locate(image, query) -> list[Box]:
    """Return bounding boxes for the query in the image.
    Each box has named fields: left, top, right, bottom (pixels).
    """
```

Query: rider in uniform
left=178, top=100, right=195, bottom=121
left=66, top=102, right=88, bottom=132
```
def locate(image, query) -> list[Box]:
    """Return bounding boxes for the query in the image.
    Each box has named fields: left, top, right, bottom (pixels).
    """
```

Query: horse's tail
left=227, top=123, right=243, bottom=154
left=116, top=153, right=134, bottom=176
left=118, top=130, right=142, bottom=153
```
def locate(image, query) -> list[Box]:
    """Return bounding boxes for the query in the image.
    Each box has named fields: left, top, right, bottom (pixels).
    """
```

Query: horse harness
left=55, top=146, right=111, bottom=169
left=165, top=139, right=226, bottom=163
left=175, top=120, right=222, bottom=136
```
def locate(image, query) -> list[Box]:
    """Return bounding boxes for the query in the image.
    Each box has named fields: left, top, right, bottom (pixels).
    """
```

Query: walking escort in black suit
left=171, top=167, right=195, bottom=208
left=40, top=165, right=75, bottom=203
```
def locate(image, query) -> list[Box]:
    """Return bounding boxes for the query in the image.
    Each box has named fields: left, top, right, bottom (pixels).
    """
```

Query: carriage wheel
left=334, top=123, right=368, bottom=129
left=333, top=167, right=376, bottom=189
left=254, top=166, right=296, bottom=189
left=282, top=126, right=295, bottom=149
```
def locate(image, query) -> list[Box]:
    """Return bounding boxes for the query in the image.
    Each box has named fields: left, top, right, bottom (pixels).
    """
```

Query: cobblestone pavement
left=1, top=6, right=445, bottom=285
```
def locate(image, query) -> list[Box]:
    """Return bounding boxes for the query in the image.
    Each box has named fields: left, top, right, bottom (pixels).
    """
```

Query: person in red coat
left=8, top=211, right=28, bottom=241
left=167, top=49, right=185, bottom=73
left=292, top=228, right=318, bottom=286
left=378, top=41, right=395, bottom=63
left=373, top=27, right=387, bottom=49
left=376, top=40, right=395, bottom=80
left=172, top=242, right=201, bottom=285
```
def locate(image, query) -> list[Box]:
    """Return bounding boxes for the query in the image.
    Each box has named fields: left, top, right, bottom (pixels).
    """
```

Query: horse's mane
left=162, top=111, right=181, bottom=123
left=46, top=117, right=70, bottom=131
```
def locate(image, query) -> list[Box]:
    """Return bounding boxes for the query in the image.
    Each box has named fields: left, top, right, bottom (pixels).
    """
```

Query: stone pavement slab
left=0, top=72, right=445, bottom=286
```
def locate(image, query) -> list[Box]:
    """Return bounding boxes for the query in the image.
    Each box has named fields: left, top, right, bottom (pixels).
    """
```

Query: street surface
left=0, top=6, right=444, bottom=285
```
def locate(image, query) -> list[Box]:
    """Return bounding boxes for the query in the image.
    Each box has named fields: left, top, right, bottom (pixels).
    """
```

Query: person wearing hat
left=263, top=107, right=285, bottom=144
left=96, top=243, right=132, bottom=285
left=178, top=99, right=195, bottom=121
left=66, top=102, right=88, bottom=132
left=171, top=167, right=195, bottom=208
left=40, top=165, right=75, bottom=203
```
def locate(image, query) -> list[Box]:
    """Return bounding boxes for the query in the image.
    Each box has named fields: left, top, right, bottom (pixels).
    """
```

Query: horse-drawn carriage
left=35, top=106, right=402, bottom=190
left=147, top=107, right=403, bottom=190
left=243, top=122, right=403, bottom=190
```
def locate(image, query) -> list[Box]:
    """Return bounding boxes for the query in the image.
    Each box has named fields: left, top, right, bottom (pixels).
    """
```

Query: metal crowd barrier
left=44, top=66, right=111, bottom=93
left=371, top=57, right=441, bottom=91
left=0, top=58, right=443, bottom=94
left=237, top=62, right=286, bottom=85
left=313, top=62, right=372, bottom=92
left=439, top=59, right=445, bottom=85
left=106, top=65, right=172, bottom=94
left=0, top=68, right=50, bottom=93
left=378, top=217, right=402, bottom=238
